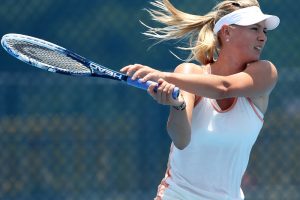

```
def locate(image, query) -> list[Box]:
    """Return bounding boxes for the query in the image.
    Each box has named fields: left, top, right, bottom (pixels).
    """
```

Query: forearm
left=167, top=108, right=191, bottom=150
left=164, top=72, right=228, bottom=99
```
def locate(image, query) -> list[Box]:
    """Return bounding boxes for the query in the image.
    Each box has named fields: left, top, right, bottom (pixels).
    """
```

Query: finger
left=157, top=81, right=168, bottom=104
left=157, top=78, right=164, bottom=85
left=167, top=84, right=177, bottom=103
left=165, top=83, right=174, bottom=101
left=131, top=68, right=149, bottom=80
left=155, top=79, right=164, bottom=100
left=121, top=64, right=139, bottom=73
left=141, top=72, right=156, bottom=82
left=147, top=83, right=157, bottom=98
left=163, top=82, right=175, bottom=104
left=126, top=65, right=141, bottom=79
left=129, top=64, right=150, bottom=80
left=161, top=84, right=170, bottom=104
left=120, top=65, right=131, bottom=73
left=133, top=63, right=146, bottom=68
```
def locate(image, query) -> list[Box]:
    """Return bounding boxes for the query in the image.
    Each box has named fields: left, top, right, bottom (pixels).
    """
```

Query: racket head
left=1, top=33, right=92, bottom=75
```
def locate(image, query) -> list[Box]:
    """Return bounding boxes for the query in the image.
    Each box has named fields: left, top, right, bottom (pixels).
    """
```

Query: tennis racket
left=1, top=33, right=179, bottom=99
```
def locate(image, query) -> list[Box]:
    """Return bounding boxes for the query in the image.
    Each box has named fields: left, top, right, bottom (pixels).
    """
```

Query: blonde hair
left=143, top=0, right=260, bottom=64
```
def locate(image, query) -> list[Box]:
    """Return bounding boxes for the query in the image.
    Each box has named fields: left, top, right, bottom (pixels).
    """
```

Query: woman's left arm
left=146, top=60, right=278, bottom=99
left=166, top=60, right=278, bottom=99
left=121, top=60, right=278, bottom=99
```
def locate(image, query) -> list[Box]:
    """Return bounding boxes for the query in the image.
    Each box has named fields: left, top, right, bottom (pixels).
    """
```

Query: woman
left=121, top=0, right=280, bottom=199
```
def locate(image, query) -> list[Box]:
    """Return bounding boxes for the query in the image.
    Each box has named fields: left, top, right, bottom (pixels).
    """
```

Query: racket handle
left=126, top=77, right=180, bottom=100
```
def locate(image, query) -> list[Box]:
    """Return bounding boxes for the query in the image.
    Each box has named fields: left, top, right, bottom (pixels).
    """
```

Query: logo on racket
left=90, top=63, right=123, bottom=80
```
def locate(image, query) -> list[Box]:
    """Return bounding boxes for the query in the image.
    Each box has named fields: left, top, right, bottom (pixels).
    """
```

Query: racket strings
left=6, top=39, right=90, bottom=74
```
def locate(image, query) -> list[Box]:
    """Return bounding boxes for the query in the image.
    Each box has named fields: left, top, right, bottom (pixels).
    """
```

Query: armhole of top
left=246, top=97, right=264, bottom=123
left=193, top=65, right=209, bottom=108
left=194, top=96, right=202, bottom=108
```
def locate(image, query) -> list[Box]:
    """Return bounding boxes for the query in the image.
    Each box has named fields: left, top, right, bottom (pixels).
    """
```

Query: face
left=223, top=21, right=268, bottom=62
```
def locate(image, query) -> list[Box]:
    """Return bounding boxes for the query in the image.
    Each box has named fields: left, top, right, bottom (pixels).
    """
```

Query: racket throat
left=90, top=62, right=125, bottom=81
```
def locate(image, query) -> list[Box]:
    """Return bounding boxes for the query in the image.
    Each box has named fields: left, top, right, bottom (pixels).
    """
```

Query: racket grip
left=126, top=77, right=180, bottom=100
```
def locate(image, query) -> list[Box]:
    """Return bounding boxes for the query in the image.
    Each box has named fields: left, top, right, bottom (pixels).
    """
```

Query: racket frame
left=1, top=33, right=179, bottom=99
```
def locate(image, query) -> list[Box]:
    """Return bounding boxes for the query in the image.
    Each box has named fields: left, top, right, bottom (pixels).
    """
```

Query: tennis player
left=121, top=0, right=280, bottom=199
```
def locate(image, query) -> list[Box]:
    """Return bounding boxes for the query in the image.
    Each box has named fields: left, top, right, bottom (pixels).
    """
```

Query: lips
left=254, top=46, right=263, bottom=51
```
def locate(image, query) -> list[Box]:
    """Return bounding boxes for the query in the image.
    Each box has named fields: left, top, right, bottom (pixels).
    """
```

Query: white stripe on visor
left=213, top=6, right=280, bottom=34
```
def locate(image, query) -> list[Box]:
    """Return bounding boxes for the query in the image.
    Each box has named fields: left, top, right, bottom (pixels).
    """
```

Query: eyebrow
left=253, top=23, right=267, bottom=30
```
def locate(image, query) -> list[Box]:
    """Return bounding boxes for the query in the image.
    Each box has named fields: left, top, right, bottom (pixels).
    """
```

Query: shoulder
left=174, top=63, right=204, bottom=103
left=246, top=60, right=277, bottom=70
left=245, top=60, right=278, bottom=93
left=174, top=62, right=205, bottom=74
left=245, top=60, right=278, bottom=112
left=246, top=60, right=278, bottom=81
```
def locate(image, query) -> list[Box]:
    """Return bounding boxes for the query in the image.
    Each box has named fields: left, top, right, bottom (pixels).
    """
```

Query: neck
left=211, top=51, right=247, bottom=76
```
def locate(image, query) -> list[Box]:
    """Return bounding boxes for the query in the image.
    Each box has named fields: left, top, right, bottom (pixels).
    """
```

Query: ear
left=219, top=25, right=234, bottom=44
left=220, top=25, right=231, bottom=37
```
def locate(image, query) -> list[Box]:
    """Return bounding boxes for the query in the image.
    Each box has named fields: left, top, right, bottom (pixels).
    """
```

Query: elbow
left=174, top=139, right=191, bottom=150
left=220, top=86, right=230, bottom=99
left=214, top=81, right=231, bottom=99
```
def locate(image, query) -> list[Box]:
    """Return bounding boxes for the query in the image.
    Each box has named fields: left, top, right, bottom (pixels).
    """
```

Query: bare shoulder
left=247, top=60, right=277, bottom=69
left=247, top=60, right=278, bottom=114
left=245, top=60, right=278, bottom=95
left=246, top=60, right=278, bottom=82
left=174, top=63, right=204, bottom=74
left=174, top=63, right=204, bottom=103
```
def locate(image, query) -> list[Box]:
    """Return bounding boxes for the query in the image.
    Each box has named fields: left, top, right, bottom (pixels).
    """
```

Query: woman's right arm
left=121, top=62, right=203, bottom=149
left=166, top=63, right=202, bottom=150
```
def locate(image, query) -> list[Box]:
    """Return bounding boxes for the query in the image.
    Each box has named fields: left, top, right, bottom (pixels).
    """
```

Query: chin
left=244, top=55, right=261, bottom=63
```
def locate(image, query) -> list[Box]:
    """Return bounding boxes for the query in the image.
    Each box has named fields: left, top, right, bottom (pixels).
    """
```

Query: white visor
left=213, top=6, right=280, bottom=34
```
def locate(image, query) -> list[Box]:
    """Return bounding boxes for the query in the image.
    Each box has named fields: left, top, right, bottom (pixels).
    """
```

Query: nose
left=258, top=30, right=267, bottom=43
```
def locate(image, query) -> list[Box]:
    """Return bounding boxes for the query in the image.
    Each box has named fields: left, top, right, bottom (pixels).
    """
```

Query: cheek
left=230, top=38, right=251, bottom=50
left=231, top=32, right=254, bottom=47
left=230, top=38, right=258, bottom=59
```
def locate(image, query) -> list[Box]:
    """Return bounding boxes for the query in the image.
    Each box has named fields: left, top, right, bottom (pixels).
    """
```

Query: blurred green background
left=0, top=0, right=299, bottom=200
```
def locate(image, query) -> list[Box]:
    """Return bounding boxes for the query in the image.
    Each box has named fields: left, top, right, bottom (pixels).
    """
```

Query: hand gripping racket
left=1, top=34, right=179, bottom=99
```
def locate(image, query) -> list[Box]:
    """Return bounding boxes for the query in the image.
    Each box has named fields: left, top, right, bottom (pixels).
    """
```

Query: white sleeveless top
left=158, top=97, right=264, bottom=200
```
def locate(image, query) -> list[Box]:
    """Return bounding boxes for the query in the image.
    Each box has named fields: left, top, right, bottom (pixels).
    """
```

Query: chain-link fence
left=0, top=1, right=299, bottom=200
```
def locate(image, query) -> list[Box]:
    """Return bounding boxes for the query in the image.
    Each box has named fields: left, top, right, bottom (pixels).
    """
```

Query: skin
left=120, top=20, right=278, bottom=150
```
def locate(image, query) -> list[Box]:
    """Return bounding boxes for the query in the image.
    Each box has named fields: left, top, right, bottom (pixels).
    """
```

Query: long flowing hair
left=143, top=0, right=259, bottom=65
